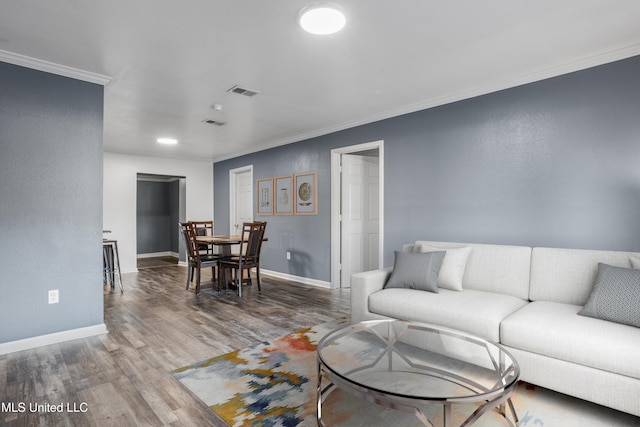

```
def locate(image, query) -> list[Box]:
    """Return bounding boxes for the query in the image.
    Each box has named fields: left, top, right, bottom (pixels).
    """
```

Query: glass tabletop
left=317, top=320, right=519, bottom=403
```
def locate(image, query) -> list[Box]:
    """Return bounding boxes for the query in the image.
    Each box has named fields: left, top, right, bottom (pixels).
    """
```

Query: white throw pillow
left=418, top=245, right=471, bottom=291
left=630, top=255, right=640, bottom=269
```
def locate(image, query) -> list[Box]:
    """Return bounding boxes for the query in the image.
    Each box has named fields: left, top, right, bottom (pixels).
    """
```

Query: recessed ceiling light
left=157, top=138, right=178, bottom=145
left=299, top=4, right=346, bottom=35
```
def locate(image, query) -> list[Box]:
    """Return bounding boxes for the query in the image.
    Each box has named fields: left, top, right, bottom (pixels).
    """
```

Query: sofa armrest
left=350, top=267, right=392, bottom=323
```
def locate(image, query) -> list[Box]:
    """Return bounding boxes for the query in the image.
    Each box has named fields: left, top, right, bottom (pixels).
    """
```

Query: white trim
left=331, top=141, right=384, bottom=289
left=0, top=49, right=112, bottom=85
left=261, top=269, right=331, bottom=289
left=136, top=251, right=179, bottom=259
left=0, top=324, right=108, bottom=355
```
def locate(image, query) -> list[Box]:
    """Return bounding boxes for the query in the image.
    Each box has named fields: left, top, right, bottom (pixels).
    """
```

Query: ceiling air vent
left=202, top=119, right=226, bottom=126
left=227, top=84, right=260, bottom=97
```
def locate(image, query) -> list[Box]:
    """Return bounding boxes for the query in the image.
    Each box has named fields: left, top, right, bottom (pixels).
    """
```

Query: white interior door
left=230, top=166, right=253, bottom=235
left=340, top=154, right=380, bottom=288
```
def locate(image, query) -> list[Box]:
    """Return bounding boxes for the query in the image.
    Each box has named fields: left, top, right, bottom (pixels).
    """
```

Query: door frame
left=229, top=165, right=253, bottom=234
left=331, top=140, right=384, bottom=289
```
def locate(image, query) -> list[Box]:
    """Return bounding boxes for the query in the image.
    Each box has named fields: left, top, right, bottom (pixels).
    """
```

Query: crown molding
left=222, top=42, right=640, bottom=163
left=0, top=49, right=111, bottom=85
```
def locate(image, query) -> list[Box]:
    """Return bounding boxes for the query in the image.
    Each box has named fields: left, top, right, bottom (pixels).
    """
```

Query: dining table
left=195, top=234, right=268, bottom=290
left=195, top=234, right=268, bottom=256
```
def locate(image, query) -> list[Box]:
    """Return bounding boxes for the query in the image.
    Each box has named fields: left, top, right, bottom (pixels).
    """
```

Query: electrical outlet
left=286, top=251, right=291, bottom=261
left=48, top=289, right=59, bottom=304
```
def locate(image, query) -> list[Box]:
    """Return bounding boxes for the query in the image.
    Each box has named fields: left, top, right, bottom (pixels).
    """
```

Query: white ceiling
left=2, top=1, right=640, bottom=162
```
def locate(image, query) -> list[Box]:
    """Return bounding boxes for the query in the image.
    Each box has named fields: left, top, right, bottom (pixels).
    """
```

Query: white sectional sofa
left=350, top=241, right=640, bottom=417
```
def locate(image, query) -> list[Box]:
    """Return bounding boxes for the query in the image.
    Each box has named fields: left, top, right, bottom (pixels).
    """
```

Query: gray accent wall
left=215, top=144, right=331, bottom=281
left=214, top=55, right=640, bottom=282
left=0, top=62, right=104, bottom=342
left=136, top=179, right=180, bottom=255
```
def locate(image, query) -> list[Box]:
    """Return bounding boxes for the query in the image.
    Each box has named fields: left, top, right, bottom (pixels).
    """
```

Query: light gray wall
left=104, top=154, right=212, bottom=273
left=214, top=55, right=640, bottom=282
left=0, top=62, right=104, bottom=342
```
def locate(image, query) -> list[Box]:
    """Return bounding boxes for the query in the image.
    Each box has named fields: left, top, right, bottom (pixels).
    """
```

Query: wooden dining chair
left=190, top=220, right=214, bottom=255
left=180, top=222, right=220, bottom=294
left=218, top=221, right=267, bottom=297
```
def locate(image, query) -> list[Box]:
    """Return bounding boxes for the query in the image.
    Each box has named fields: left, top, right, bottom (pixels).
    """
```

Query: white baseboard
left=261, top=269, right=332, bottom=289
left=137, top=251, right=179, bottom=259
left=171, top=265, right=331, bottom=288
left=0, top=324, right=108, bottom=355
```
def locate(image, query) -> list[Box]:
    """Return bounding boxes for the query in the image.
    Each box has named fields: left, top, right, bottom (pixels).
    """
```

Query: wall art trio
left=256, top=172, right=317, bottom=215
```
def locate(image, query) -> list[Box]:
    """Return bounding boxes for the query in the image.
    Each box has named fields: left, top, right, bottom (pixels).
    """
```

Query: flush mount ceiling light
left=157, top=137, right=178, bottom=145
left=299, top=4, right=346, bottom=35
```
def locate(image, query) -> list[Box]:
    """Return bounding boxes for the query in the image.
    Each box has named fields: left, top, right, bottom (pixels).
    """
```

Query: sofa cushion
left=384, top=250, right=445, bottom=293
left=368, top=288, right=528, bottom=342
left=529, top=247, right=639, bottom=305
left=417, top=244, right=471, bottom=291
left=501, top=301, right=640, bottom=379
left=578, top=263, right=640, bottom=328
left=413, top=241, right=531, bottom=300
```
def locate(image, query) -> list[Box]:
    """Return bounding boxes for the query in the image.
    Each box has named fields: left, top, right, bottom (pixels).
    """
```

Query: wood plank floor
left=1, top=264, right=350, bottom=426
left=137, top=256, right=179, bottom=269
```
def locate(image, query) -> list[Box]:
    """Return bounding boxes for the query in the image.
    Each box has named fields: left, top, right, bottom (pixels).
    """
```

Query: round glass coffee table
left=316, top=320, right=519, bottom=427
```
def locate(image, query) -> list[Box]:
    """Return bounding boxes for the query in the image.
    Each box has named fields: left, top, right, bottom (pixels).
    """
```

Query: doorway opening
left=136, top=173, right=186, bottom=269
left=331, top=141, right=384, bottom=289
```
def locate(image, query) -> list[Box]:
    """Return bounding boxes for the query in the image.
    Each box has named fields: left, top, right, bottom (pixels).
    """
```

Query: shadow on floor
left=137, top=255, right=179, bottom=269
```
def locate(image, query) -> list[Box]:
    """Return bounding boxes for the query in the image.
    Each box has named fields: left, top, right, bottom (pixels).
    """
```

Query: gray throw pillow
left=384, top=250, right=445, bottom=293
left=578, top=263, right=640, bottom=328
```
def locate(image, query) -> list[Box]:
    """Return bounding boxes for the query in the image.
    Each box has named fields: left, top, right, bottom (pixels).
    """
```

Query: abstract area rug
left=171, top=319, right=639, bottom=427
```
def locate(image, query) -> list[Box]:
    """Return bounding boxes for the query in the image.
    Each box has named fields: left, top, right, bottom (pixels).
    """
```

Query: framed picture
left=256, top=177, right=273, bottom=215
left=274, top=175, right=293, bottom=215
left=294, top=171, right=317, bottom=215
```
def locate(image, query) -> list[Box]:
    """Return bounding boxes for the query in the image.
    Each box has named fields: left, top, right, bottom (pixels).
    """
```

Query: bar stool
left=103, top=239, right=124, bottom=292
